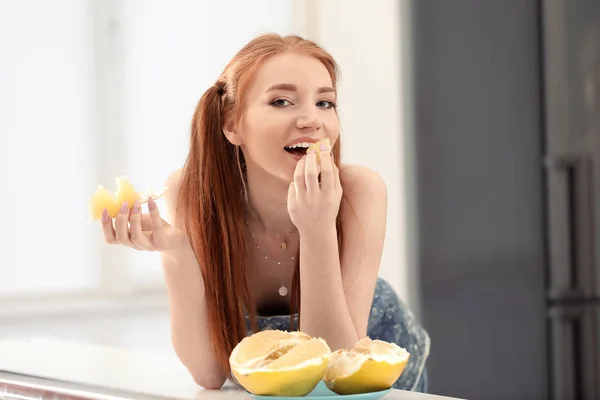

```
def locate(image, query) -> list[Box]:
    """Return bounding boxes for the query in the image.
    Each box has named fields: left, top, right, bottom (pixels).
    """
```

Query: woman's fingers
left=319, top=145, right=334, bottom=191
left=140, top=213, right=153, bottom=231
left=101, top=208, right=117, bottom=244
left=294, top=156, right=307, bottom=192
left=100, top=198, right=174, bottom=251
left=304, top=150, right=319, bottom=193
left=113, top=202, right=142, bottom=250
left=129, top=201, right=152, bottom=249
left=333, top=161, right=342, bottom=192
left=114, top=202, right=130, bottom=244
left=148, top=198, right=166, bottom=248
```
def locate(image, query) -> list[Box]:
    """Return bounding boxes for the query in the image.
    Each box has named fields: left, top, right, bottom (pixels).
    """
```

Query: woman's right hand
left=101, top=197, right=189, bottom=252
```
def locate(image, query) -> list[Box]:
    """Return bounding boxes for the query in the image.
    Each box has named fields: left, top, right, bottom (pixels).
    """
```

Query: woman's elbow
left=193, top=373, right=227, bottom=390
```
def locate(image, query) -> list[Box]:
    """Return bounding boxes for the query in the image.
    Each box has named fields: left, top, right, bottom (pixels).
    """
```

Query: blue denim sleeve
left=365, top=278, right=431, bottom=392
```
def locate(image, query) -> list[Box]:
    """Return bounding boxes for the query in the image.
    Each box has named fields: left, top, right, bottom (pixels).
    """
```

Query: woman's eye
left=270, top=98, right=291, bottom=107
left=317, top=100, right=337, bottom=109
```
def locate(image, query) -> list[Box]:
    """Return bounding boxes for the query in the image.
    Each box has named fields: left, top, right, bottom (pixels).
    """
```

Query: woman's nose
left=295, top=106, right=323, bottom=131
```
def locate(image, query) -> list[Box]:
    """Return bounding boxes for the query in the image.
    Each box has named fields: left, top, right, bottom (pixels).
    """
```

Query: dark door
left=409, top=0, right=548, bottom=398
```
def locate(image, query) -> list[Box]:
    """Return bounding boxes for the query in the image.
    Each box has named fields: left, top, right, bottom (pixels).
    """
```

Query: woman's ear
left=222, top=117, right=242, bottom=146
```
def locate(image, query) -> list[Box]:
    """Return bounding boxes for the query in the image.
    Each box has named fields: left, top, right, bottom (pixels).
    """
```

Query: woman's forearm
left=161, top=246, right=227, bottom=389
left=298, top=225, right=359, bottom=350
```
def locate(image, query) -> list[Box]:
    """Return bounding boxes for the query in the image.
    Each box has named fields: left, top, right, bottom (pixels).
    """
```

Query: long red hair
left=177, top=33, right=343, bottom=378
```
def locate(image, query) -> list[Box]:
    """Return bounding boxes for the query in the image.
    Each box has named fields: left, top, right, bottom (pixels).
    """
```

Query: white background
left=0, top=0, right=417, bottom=316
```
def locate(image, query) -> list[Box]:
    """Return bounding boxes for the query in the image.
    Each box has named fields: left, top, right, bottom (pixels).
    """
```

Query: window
left=0, top=0, right=294, bottom=303
left=0, top=0, right=101, bottom=296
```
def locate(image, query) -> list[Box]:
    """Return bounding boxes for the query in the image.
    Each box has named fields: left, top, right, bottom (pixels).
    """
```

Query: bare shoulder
left=338, top=163, right=387, bottom=222
left=339, top=163, right=387, bottom=200
left=163, top=168, right=184, bottom=227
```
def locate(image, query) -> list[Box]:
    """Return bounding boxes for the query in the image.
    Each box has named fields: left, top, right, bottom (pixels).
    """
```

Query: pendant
left=278, top=285, right=288, bottom=297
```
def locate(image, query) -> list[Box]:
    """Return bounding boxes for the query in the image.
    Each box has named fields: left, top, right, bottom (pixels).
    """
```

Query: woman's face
left=234, top=52, right=340, bottom=182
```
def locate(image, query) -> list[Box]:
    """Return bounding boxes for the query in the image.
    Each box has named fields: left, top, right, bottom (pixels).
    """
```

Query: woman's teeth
left=284, top=142, right=311, bottom=155
left=286, top=142, right=313, bottom=148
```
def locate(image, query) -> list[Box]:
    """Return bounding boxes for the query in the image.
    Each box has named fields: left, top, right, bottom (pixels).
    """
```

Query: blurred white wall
left=0, top=0, right=101, bottom=295
left=1, top=0, right=416, bottom=314
left=0, top=0, right=295, bottom=312
left=293, top=1, right=416, bottom=306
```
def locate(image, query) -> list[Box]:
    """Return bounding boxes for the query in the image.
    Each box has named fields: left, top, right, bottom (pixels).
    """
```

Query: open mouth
left=284, top=142, right=312, bottom=156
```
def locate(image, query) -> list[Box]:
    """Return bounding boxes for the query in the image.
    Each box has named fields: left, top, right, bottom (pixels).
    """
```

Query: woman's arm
left=294, top=157, right=387, bottom=350
left=161, top=170, right=227, bottom=389
left=298, top=223, right=359, bottom=350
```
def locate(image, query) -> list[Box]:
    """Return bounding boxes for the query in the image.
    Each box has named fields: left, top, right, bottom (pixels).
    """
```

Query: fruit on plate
left=323, top=337, right=410, bottom=395
left=229, top=330, right=331, bottom=397
left=88, top=176, right=168, bottom=220
left=306, top=138, right=331, bottom=165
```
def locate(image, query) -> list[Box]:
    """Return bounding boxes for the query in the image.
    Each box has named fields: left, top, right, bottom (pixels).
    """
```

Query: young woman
left=100, top=33, right=430, bottom=392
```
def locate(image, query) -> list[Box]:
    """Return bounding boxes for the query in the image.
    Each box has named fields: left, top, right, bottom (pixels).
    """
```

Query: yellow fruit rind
left=229, top=330, right=410, bottom=397
left=323, top=357, right=409, bottom=395
left=232, top=360, right=329, bottom=397
left=229, top=330, right=331, bottom=397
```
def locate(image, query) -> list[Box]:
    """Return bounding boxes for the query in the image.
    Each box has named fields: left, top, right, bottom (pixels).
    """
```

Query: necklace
left=276, top=230, right=293, bottom=249
left=245, top=220, right=297, bottom=297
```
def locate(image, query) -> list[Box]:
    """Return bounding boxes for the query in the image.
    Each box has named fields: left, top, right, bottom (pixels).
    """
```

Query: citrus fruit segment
left=115, top=175, right=141, bottom=208
left=88, top=176, right=168, bottom=220
left=229, top=330, right=331, bottom=397
left=323, top=337, right=410, bottom=395
left=306, top=138, right=331, bottom=165
left=89, top=185, right=121, bottom=220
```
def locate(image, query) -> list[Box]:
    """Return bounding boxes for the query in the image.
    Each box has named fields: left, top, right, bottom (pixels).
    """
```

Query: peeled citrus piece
left=88, top=176, right=168, bottom=221
left=323, top=337, right=410, bottom=395
left=89, top=185, right=121, bottom=220
left=115, top=176, right=141, bottom=207
left=229, top=330, right=331, bottom=397
left=306, top=138, right=331, bottom=165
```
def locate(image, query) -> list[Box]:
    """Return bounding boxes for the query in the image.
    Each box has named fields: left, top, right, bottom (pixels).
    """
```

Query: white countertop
left=0, top=337, right=463, bottom=400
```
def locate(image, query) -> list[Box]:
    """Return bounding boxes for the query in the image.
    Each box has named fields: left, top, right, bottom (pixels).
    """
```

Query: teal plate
left=247, top=381, right=392, bottom=400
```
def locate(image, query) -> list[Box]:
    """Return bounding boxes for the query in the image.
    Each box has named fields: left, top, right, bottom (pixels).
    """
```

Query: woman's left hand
left=287, top=143, right=343, bottom=235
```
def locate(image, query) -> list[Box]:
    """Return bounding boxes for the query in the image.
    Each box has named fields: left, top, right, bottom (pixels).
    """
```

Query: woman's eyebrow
left=265, top=83, right=335, bottom=94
